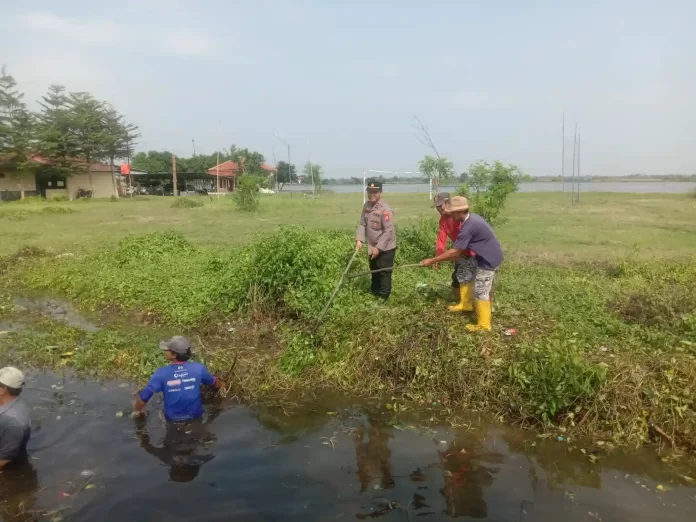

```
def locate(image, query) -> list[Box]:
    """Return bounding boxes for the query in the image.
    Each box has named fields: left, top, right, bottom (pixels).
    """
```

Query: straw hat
left=443, top=196, right=469, bottom=213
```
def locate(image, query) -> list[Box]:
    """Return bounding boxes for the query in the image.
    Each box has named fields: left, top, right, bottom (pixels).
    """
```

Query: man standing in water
left=0, top=367, right=31, bottom=470
left=420, top=197, right=503, bottom=332
left=135, top=336, right=225, bottom=421
left=356, top=180, right=397, bottom=300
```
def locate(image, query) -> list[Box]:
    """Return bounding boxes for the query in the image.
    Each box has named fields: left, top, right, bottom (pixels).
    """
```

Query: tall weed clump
left=240, top=226, right=362, bottom=318
left=234, top=175, right=263, bottom=212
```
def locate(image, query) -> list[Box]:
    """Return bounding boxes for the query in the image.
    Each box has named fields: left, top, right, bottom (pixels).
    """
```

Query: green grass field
left=1, top=191, right=696, bottom=448
left=1, top=192, right=695, bottom=260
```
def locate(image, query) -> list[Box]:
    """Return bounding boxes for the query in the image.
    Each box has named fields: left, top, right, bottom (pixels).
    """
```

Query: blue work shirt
left=139, top=362, right=217, bottom=422
left=453, top=213, right=504, bottom=270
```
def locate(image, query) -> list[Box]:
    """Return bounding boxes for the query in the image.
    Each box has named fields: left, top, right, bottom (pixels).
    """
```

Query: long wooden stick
left=346, top=263, right=422, bottom=279
left=315, top=249, right=360, bottom=326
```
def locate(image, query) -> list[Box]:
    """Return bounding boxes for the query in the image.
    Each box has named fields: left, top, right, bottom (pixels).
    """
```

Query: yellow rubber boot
left=466, top=299, right=492, bottom=332
left=448, top=282, right=474, bottom=312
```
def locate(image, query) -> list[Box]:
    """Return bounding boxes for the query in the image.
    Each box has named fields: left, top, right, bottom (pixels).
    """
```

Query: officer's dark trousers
left=369, top=248, right=396, bottom=300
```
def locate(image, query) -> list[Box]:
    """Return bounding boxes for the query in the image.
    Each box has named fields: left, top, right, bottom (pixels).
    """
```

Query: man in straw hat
left=432, top=192, right=477, bottom=311
left=420, top=196, right=503, bottom=332
left=356, top=180, right=397, bottom=300
left=0, top=367, right=31, bottom=470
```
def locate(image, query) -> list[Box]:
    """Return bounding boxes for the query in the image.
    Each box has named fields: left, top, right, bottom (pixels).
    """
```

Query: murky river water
left=1, top=372, right=694, bottom=522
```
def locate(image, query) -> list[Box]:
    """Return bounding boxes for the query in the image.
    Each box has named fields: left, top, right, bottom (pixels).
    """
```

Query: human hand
left=355, top=240, right=363, bottom=252
left=370, top=247, right=380, bottom=260
left=420, top=258, right=435, bottom=267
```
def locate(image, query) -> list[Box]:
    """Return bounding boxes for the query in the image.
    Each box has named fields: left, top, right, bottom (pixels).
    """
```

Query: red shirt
left=436, top=216, right=475, bottom=257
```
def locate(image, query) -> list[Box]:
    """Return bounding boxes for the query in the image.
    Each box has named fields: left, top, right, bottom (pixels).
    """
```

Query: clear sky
left=1, top=0, right=694, bottom=178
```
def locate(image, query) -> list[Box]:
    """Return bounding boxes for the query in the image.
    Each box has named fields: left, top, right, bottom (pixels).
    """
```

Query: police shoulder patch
left=384, top=211, right=391, bottom=221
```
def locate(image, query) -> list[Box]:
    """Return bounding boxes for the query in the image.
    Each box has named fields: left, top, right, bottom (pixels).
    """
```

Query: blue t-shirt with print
left=139, top=362, right=216, bottom=422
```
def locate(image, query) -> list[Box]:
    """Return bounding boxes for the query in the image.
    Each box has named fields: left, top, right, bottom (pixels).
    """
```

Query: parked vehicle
left=162, top=183, right=203, bottom=196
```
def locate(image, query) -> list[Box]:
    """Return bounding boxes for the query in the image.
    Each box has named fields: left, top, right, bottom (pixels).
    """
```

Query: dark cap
left=366, top=180, right=383, bottom=191
left=432, top=192, right=451, bottom=208
left=159, top=336, right=192, bottom=355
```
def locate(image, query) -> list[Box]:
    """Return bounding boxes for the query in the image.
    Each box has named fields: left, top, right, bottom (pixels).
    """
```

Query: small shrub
left=112, top=231, right=196, bottom=265
left=12, top=196, right=44, bottom=205
left=171, top=197, right=204, bottom=209
left=4, top=210, right=29, bottom=221
left=396, top=217, right=438, bottom=262
left=110, top=195, right=118, bottom=202
left=40, top=206, right=77, bottom=215
left=234, top=176, right=263, bottom=212
left=0, top=246, right=48, bottom=274
left=50, top=195, right=70, bottom=202
left=455, top=161, right=520, bottom=225
left=279, top=333, right=317, bottom=376
left=508, top=341, right=608, bottom=422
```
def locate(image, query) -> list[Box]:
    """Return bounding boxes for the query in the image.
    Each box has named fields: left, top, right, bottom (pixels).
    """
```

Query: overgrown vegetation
left=171, top=197, right=204, bottom=208
left=2, top=222, right=695, bottom=448
left=455, top=161, right=521, bottom=225
left=233, top=175, right=263, bottom=212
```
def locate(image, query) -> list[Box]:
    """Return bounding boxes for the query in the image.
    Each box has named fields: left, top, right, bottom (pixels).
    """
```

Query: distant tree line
left=133, top=150, right=324, bottom=194
left=131, top=146, right=268, bottom=176
left=0, top=65, right=138, bottom=198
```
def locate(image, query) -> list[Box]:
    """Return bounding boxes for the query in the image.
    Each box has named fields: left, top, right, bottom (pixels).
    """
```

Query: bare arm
left=420, top=248, right=463, bottom=266
left=134, top=397, right=148, bottom=416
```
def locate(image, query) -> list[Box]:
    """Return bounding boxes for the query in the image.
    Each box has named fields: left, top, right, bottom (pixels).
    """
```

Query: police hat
left=366, top=180, right=383, bottom=191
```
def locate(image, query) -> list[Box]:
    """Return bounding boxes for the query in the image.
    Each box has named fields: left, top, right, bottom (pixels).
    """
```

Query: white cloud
left=16, top=10, right=216, bottom=58
left=163, top=28, right=214, bottom=57
left=21, top=11, right=124, bottom=48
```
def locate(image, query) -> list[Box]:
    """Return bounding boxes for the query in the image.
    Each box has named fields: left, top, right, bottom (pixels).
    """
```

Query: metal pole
left=127, top=137, right=133, bottom=198
left=287, top=144, right=291, bottom=185
left=272, top=145, right=278, bottom=194
left=308, top=140, right=315, bottom=196
left=172, top=153, right=178, bottom=197
left=216, top=149, right=220, bottom=202
left=429, top=177, right=432, bottom=200
left=577, top=134, right=580, bottom=203
left=561, top=112, right=565, bottom=192
left=571, top=123, right=577, bottom=203
left=362, top=169, right=366, bottom=204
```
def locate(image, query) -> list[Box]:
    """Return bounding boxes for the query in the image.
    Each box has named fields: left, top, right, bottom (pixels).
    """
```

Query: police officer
left=355, top=180, right=396, bottom=300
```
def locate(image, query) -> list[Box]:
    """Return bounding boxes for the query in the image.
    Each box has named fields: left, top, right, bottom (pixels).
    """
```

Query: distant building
left=0, top=156, right=122, bottom=200
left=206, top=161, right=277, bottom=192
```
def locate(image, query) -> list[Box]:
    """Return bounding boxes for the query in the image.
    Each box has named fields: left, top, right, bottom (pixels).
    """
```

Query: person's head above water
left=0, top=367, right=24, bottom=403
left=159, top=336, right=192, bottom=362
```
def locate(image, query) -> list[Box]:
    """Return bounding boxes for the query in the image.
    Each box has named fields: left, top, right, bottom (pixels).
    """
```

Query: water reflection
left=436, top=437, right=500, bottom=518
left=353, top=415, right=395, bottom=493
left=1, top=372, right=694, bottom=521
left=0, top=462, right=39, bottom=522
left=135, top=419, right=216, bottom=483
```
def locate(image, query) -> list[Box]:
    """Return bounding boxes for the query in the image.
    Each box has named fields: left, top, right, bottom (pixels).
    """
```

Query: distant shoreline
left=322, top=178, right=696, bottom=186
